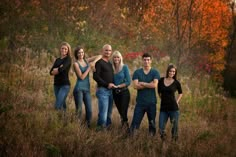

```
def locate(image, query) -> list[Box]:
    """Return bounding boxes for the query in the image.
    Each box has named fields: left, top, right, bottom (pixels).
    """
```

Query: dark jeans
left=113, top=88, right=130, bottom=125
left=130, top=102, right=157, bottom=135
left=159, top=111, right=179, bottom=140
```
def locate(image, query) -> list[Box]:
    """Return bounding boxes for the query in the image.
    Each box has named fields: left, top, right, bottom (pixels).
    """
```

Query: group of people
left=50, top=42, right=183, bottom=141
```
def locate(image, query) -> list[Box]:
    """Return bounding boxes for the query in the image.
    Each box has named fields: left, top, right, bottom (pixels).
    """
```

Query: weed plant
left=0, top=48, right=235, bottom=157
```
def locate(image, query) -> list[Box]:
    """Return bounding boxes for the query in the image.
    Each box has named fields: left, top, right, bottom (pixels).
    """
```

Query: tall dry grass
left=0, top=48, right=235, bottom=157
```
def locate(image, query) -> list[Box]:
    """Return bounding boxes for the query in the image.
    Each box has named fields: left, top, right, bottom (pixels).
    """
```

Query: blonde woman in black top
left=50, top=42, right=72, bottom=111
left=158, top=64, right=183, bottom=141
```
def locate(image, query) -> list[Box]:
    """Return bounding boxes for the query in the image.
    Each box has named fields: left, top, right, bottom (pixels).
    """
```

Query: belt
left=113, top=87, right=128, bottom=94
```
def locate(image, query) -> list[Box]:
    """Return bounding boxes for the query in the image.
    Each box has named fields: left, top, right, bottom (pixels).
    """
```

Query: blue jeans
left=54, top=85, right=70, bottom=110
left=159, top=111, right=179, bottom=139
left=73, top=88, right=92, bottom=126
left=130, top=103, right=156, bottom=135
left=96, top=87, right=113, bottom=128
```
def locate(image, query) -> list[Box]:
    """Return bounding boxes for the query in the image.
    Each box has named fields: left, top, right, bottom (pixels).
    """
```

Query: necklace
left=164, top=78, right=174, bottom=86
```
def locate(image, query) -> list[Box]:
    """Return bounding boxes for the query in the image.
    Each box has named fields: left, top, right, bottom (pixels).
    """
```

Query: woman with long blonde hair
left=50, top=42, right=72, bottom=111
left=111, top=50, right=131, bottom=129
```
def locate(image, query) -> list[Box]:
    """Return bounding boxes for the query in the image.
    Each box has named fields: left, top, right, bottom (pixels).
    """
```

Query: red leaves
left=124, top=52, right=143, bottom=60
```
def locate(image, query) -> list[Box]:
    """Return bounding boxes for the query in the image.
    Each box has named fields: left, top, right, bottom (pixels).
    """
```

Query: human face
left=77, top=49, right=85, bottom=59
left=168, top=68, right=176, bottom=78
left=142, top=57, right=152, bottom=68
left=103, top=46, right=112, bottom=58
left=113, top=55, right=120, bottom=65
left=60, top=45, right=69, bottom=58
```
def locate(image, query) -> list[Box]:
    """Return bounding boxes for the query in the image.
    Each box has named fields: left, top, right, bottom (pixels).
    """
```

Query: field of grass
left=0, top=48, right=235, bottom=157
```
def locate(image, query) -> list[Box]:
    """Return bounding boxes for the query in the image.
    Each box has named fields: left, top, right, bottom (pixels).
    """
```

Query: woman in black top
left=158, top=64, right=183, bottom=141
left=50, top=42, right=72, bottom=111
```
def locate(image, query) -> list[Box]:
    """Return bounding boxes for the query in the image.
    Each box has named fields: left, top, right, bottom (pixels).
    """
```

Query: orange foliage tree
left=137, top=0, right=231, bottom=81
left=0, top=0, right=232, bottom=82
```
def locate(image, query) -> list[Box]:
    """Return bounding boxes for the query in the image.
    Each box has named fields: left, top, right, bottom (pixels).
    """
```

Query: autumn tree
left=135, top=0, right=231, bottom=81
left=224, top=1, right=236, bottom=96
left=0, top=0, right=232, bottom=83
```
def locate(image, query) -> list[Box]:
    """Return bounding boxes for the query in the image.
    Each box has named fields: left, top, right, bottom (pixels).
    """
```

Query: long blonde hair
left=111, top=50, right=124, bottom=73
left=60, top=42, right=72, bottom=57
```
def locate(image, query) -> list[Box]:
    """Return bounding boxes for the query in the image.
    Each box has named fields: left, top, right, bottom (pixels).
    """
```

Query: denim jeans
left=54, top=85, right=70, bottom=110
left=96, top=87, right=113, bottom=128
left=130, top=103, right=157, bottom=135
left=73, top=89, right=92, bottom=126
left=159, top=111, right=179, bottom=139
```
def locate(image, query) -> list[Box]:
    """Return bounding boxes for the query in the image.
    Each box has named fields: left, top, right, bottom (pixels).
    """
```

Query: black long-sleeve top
left=93, top=58, right=114, bottom=88
left=50, top=55, right=71, bottom=85
left=158, top=77, right=182, bottom=111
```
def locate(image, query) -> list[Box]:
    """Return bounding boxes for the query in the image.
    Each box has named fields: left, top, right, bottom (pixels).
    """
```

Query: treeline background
left=0, top=0, right=235, bottom=157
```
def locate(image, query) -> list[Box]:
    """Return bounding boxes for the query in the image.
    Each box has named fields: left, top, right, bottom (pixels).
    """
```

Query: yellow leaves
left=78, top=6, right=89, bottom=11
left=75, top=21, right=87, bottom=31
left=42, top=26, right=48, bottom=32
left=120, top=7, right=129, bottom=19
left=121, top=13, right=126, bottom=19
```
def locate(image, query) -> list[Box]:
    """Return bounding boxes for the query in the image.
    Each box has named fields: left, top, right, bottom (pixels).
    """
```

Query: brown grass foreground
left=0, top=49, right=235, bottom=157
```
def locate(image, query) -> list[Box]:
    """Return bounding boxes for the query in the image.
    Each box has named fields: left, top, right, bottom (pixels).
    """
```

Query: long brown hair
left=74, top=46, right=86, bottom=60
left=166, top=64, right=178, bottom=80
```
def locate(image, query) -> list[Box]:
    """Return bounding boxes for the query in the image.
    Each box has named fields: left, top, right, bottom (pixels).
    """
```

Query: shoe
left=122, top=121, right=129, bottom=128
left=160, top=133, right=166, bottom=141
left=172, top=136, right=178, bottom=142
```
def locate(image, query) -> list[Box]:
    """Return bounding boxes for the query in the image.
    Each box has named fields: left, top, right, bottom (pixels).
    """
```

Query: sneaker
left=160, top=133, right=167, bottom=141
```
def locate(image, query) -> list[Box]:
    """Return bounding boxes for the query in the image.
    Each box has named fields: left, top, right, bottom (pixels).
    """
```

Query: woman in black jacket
left=50, top=42, right=72, bottom=111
